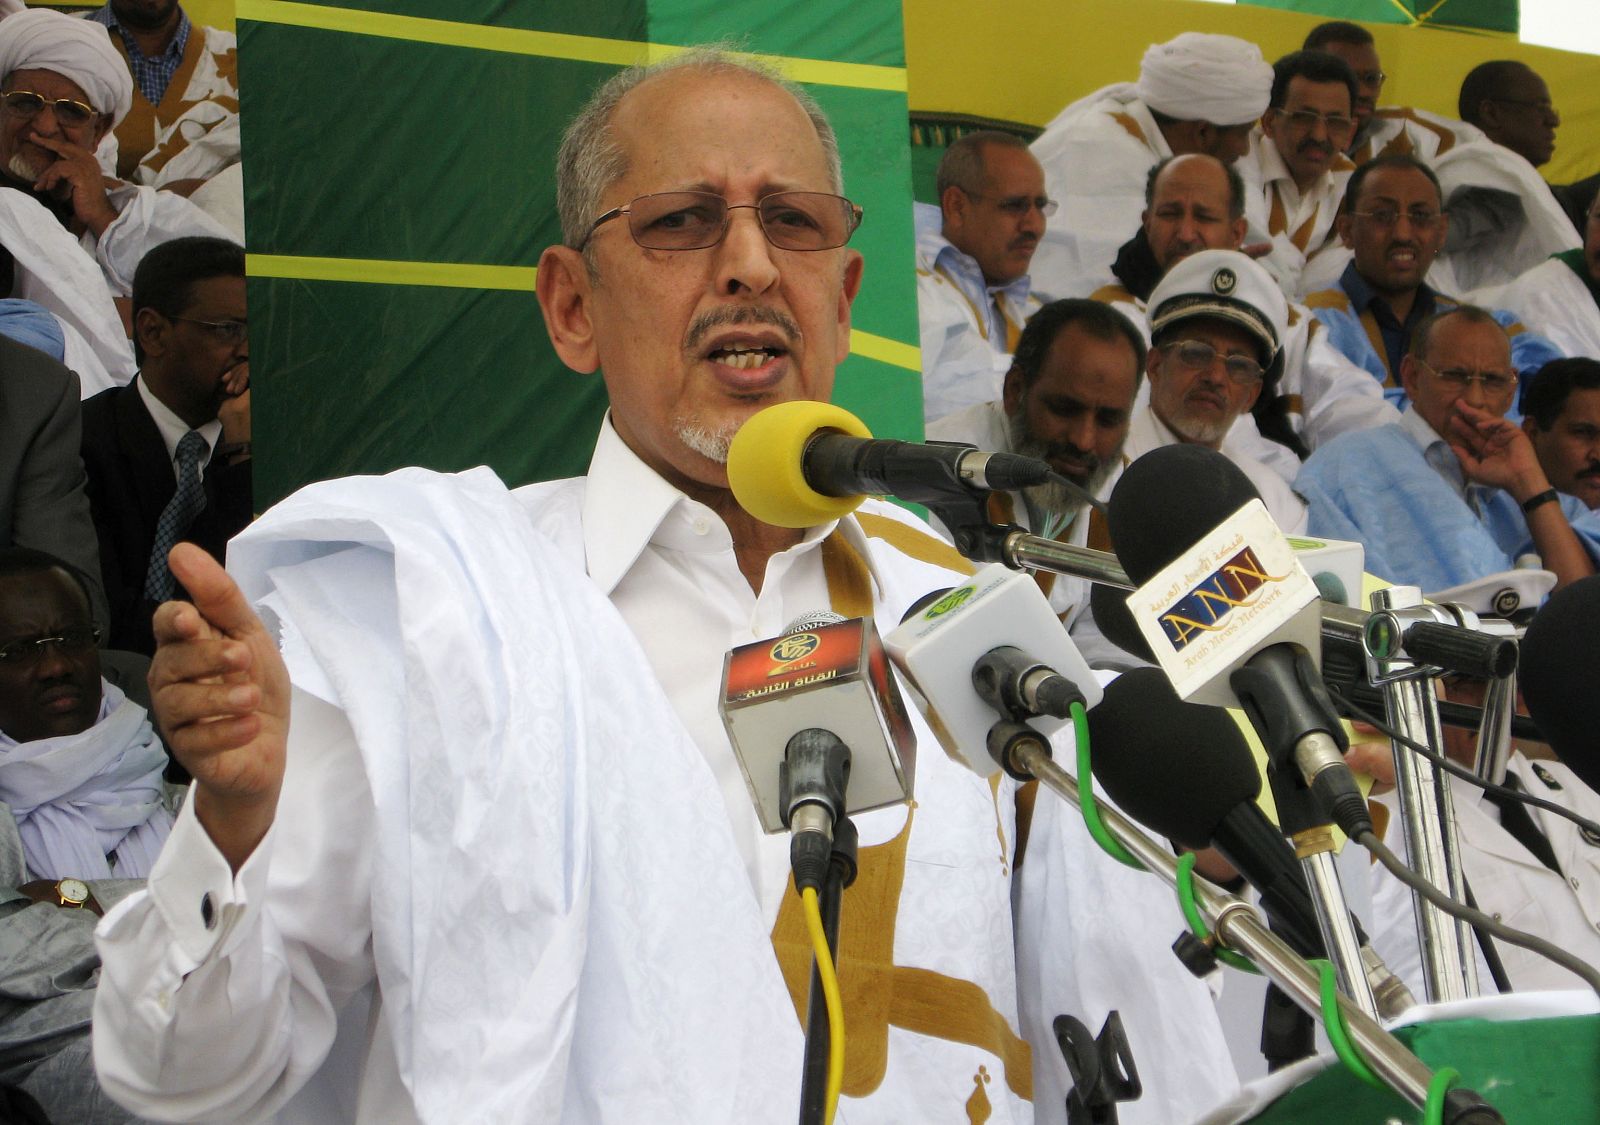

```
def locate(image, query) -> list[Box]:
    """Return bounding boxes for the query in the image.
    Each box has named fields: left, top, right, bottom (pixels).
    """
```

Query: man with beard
left=1306, top=154, right=1562, bottom=410
left=1239, top=50, right=1359, bottom=298
left=1523, top=358, right=1600, bottom=511
left=917, top=131, right=1049, bottom=422
left=86, top=0, right=239, bottom=185
left=928, top=298, right=1140, bottom=659
left=92, top=53, right=1240, bottom=1122
left=1093, top=154, right=1395, bottom=485
left=1130, top=249, right=1308, bottom=533
left=0, top=10, right=229, bottom=297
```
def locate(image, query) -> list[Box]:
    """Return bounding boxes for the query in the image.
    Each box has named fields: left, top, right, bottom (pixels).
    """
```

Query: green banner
left=237, top=0, right=919, bottom=507
left=1240, top=0, right=1517, bottom=34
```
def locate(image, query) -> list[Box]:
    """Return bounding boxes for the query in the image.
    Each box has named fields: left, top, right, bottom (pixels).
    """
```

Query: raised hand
left=27, top=133, right=118, bottom=236
left=149, top=543, right=289, bottom=871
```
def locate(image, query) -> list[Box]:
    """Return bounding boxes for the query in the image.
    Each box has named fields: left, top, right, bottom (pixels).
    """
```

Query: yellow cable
left=800, top=885, right=845, bottom=1124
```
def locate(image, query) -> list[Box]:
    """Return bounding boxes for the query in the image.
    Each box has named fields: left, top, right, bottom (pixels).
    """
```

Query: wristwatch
left=54, top=877, right=91, bottom=909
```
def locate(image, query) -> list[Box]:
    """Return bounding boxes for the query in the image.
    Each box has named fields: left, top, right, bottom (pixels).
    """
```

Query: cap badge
left=1211, top=268, right=1237, bottom=296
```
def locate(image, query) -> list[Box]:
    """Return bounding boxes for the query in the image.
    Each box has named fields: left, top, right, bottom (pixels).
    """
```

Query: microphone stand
left=1364, top=586, right=1480, bottom=1003
left=799, top=818, right=858, bottom=1125
left=981, top=721, right=1497, bottom=1121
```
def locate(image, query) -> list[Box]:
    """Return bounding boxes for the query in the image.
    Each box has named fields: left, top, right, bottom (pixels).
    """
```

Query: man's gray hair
left=935, top=130, right=1031, bottom=200
left=554, top=48, right=844, bottom=252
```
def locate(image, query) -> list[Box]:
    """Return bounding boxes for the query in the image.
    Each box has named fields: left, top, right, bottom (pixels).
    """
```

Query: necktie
left=1485, top=773, right=1563, bottom=876
left=144, top=430, right=209, bottom=602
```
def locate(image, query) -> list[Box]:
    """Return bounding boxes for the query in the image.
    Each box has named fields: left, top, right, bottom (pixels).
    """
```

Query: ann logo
left=1158, top=546, right=1283, bottom=650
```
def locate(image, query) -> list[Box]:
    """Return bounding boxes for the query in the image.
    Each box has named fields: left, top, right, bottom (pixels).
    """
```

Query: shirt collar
left=94, top=3, right=191, bottom=59
left=579, top=413, right=885, bottom=602
left=1338, top=259, right=1437, bottom=323
left=920, top=227, right=1034, bottom=307
left=1399, top=403, right=1475, bottom=499
left=135, top=374, right=221, bottom=465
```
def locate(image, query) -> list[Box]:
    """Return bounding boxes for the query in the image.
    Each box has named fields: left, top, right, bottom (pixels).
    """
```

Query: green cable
left=1174, top=853, right=1259, bottom=974
left=1314, top=959, right=1385, bottom=1090
left=1072, top=701, right=1143, bottom=870
left=1424, top=1066, right=1460, bottom=1124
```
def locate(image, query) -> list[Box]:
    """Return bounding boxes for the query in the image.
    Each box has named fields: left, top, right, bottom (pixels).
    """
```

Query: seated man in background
left=1028, top=31, right=1272, bottom=300
left=87, top=0, right=239, bottom=187
left=1522, top=357, right=1600, bottom=511
left=1238, top=49, right=1359, bottom=298
left=1298, top=306, right=1600, bottom=594
left=0, top=547, right=171, bottom=1124
left=1307, top=154, right=1562, bottom=410
left=1096, top=153, right=1395, bottom=480
left=1131, top=249, right=1308, bottom=533
left=0, top=9, right=231, bottom=296
left=917, top=130, right=1049, bottom=422
left=81, top=235, right=249, bottom=655
left=928, top=297, right=1140, bottom=662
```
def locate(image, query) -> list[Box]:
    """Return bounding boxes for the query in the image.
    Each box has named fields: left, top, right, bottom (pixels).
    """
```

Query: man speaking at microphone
left=90, top=52, right=1238, bottom=1123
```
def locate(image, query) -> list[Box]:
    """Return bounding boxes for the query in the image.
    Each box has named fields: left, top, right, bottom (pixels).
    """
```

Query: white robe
left=1477, top=256, right=1600, bottom=360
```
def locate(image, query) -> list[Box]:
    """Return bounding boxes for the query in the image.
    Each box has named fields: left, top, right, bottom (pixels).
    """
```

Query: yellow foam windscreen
left=727, top=401, right=873, bottom=528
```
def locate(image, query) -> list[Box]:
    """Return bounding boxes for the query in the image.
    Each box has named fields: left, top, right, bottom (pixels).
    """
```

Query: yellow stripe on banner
left=247, top=255, right=919, bottom=366
left=235, top=0, right=906, bottom=91
left=246, top=254, right=537, bottom=291
left=850, top=330, right=920, bottom=372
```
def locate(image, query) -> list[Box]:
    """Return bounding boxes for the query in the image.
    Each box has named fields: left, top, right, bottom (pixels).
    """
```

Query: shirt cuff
left=143, top=783, right=276, bottom=965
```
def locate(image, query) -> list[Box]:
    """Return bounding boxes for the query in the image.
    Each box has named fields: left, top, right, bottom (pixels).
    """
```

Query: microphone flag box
left=1127, top=500, right=1322, bottom=710
left=1287, top=535, right=1365, bottom=608
left=720, top=617, right=916, bottom=834
left=885, top=563, right=1102, bottom=777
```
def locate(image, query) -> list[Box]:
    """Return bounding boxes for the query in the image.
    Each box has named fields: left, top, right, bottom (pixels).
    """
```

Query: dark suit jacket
left=80, top=378, right=252, bottom=654
left=0, top=335, right=108, bottom=630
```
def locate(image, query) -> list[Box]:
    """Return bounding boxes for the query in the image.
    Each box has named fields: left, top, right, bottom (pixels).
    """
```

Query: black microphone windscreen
left=1087, top=667, right=1262, bottom=849
left=1520, top=575, right=1600, bottom=791
left=1106, top=444, right=1263, bottom=584
left=1088, top=581, right=1154, bottom=662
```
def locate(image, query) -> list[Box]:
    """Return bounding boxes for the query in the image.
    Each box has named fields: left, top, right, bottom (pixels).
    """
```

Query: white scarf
left=0, top=681, right=172, bottom=881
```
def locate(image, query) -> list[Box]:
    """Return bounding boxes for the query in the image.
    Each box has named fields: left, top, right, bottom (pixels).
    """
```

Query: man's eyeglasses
left=580, top=191, right=863, bottom=252
left=0, top=626, right=100, bottom=664
left=1485, top=96, right=1558, bottom=118
left=1162, top=339, right=1264, bottom=385
left=1350, top=207, right=1445, bottom=230
left=1417, top=360, right=1517, bottom=396
left=1351, top=69, right=1387, bottom=87
left=169, top=315, right=248, bottom=345
left=1279, top=109, right=1357, bottom=137
left=962, top=190, right=1058, bottom=218
left=0, top=90, right=97, bottom=128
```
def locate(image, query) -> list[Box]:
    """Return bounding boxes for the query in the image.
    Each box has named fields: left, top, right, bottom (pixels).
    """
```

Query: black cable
left=1046, top=470, right=1108, bottom=516
left=1325, top=683, right=1600, bottom=839
left=1356, top=829, right=1600, bottom=996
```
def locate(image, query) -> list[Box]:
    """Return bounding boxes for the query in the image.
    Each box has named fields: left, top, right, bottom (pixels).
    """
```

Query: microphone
left=1520, top=575, right=1600, bottom=793
left=719, top=613, right=917, bottom=876
left=883, top=563, right=1101, bottom=777
left=1107, top=445, right=1369, bottom=838
left=726, top=400, right=1052, bottom=529
left=1089, top=668, right=1413, bottom=1019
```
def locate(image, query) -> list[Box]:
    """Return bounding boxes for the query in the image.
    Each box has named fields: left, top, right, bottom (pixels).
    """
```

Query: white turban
left=0, top=9, right=132, bottom=126
left=1135, top=33, right=1273, bottom=128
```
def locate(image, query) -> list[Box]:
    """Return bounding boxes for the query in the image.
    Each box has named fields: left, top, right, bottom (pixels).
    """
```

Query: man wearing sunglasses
left=80, top=236, right=248, bottom=656
left=94, top=51, right=1240, bottom=1124
left=1307, top=154, right=1563, bottom=412
left=917, top=131, right=1051, bottom=422
left=1299, top=306, right=1600, bottom=596
left=1126, top=249, right=1308, bottom=534
left=1239, top=50, right=1359, bottom=299
left=0, top=546, right=173, bottom=1123
left=0, top=10, right=228, bottom=297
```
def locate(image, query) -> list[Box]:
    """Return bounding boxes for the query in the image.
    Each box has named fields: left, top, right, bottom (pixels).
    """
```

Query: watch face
left=58, top=878, right=90, bottom=904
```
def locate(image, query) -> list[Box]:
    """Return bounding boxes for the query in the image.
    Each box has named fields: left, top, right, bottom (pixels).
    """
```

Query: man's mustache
left=684, top=305, right=800, bottom=352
